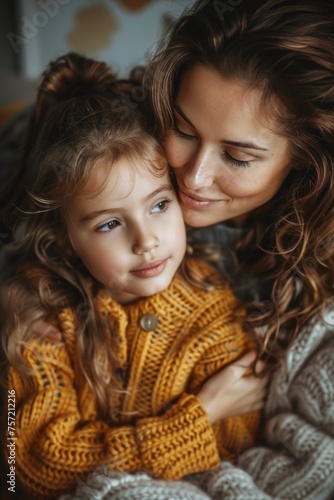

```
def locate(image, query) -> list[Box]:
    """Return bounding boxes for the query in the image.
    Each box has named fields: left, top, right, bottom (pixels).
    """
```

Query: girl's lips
left=131, top=259, right=167, bottom=278
left=178, top=188, right=223, bottom=209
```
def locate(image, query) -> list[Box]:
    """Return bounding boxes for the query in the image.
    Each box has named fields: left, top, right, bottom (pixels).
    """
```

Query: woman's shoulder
left=285, top=306, right=334, bottom=376
left=266, top=305, right=334, bottom=421
left=174, top=257, right=238, bottom=308
left=188, top=222, right=247, bottom=247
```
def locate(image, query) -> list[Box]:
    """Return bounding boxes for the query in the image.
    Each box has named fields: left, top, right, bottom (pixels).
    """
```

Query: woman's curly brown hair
left=145, top=0, right=334, bottom=364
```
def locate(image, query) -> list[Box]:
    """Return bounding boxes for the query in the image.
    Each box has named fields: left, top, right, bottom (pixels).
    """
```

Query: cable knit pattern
left=6, top=259, right=259, bottom=499
left=59, top=467, right=211, bottom=500
left=188, top=308, right=334, bottom=499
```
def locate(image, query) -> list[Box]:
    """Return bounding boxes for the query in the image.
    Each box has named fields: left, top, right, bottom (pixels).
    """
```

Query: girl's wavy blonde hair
left=0, top=53, right=172, bottom=416
left=145, top=0, right=334, bottom=363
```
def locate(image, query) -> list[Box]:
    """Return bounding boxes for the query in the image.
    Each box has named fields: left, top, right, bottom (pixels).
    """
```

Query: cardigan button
left=140, top=314, right=159, bottom=331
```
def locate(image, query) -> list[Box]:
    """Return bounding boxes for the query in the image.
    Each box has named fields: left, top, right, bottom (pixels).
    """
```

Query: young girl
left=1, top=53, right=265, bottom=499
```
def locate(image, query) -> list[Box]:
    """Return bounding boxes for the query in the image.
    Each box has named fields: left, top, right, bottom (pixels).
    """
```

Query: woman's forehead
left=176, top=64, right=287, bottom=142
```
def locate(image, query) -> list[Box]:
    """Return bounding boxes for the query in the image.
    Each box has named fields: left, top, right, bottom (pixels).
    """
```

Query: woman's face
left=163, top=64, right=291, bottom=227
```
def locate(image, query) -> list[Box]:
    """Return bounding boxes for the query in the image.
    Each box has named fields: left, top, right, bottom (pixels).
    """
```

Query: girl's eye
left=96, top=220, right=120, bottom=232
left=151, top=199, right=172, bottom=214
left=223, top=152, right=251, bottom=168
left=172, top=126, right=197, bottom=141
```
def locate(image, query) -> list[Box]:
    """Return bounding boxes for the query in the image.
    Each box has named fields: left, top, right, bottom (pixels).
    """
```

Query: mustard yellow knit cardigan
left=7, top=259, right=259, bottom=499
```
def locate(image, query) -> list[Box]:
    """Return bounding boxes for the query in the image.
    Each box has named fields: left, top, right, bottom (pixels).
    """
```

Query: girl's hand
left=32, top=320, right=63, bottom=342
left=197, top=351, right=268, bottom=425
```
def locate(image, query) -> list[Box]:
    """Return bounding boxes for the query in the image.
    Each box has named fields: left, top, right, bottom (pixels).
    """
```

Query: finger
left=248, top=377, right=269, bottom=396
left=240, top=377, right=268, bottom=402
left=46, top=329, right=63, bottom=342
left=244, top=389, right=267, bottom=411
left=245, top=400, right=264, bottom=412
left=33, top=320, right=63, bottom=341
left=254, top=360, right=268, bottom=375
left=232, top=350, right=257, bottom=368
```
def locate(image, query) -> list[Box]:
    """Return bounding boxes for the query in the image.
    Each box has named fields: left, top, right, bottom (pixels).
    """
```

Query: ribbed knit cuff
left=135, top=393, right=220, bottom=480
left=106, top=426, right=142, bottom=471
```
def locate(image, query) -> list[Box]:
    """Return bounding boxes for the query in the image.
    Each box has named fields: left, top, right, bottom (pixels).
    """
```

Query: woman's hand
left=197, top=351, right=268, bottom=425
left=32, top=320, right=63, bottom=342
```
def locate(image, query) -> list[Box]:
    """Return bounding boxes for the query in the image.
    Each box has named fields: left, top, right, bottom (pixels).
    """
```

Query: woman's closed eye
left=172, top=125, right=197, bottom=141
left=96, top=219, right=120, bottom=233
left=172, top=125, right=252, bottom=167
left=223, top=152, right=251, bottom=168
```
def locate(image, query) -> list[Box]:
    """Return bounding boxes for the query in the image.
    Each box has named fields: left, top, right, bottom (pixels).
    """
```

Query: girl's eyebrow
left=174, top=104, right=268, bottom=152
left=80, top=208, right=122, bottom=224
left=144, top=185, right=173, bottom=202
left=79, top=185, right=173, bottom=224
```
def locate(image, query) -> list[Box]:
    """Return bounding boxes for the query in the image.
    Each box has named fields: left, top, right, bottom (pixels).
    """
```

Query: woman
left=2, top=0, right=334, bottom=498
left=88, top=0, right=334, bottom=497
left=146, top=0, right=334, bottom=352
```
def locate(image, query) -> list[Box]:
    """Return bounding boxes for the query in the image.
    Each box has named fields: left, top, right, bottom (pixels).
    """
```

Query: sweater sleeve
left=7, top=339, right=220, bottom=499
left=236, top=338, right=334, bottom=499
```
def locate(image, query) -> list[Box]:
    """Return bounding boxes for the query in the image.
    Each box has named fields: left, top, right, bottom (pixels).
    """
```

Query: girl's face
left=163, top=64, right=291, bottom=227
left=66, top=159, right=186, bottom=305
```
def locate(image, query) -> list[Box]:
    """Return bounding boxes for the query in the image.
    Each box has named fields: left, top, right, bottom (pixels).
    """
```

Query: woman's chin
left=181, top=205, right=226, bottom=228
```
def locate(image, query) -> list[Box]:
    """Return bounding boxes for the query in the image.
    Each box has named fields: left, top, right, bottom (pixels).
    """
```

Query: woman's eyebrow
left=222, top=140, right=268, bottom=151
left=174, top=104, right=196, bottom=128
left=174, top=104, right=268, bottom=152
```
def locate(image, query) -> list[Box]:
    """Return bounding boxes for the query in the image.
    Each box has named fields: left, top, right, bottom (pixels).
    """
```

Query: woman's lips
left=178, top=187, right=224, bottom=209
left=131, top=259, right=167, bottom=278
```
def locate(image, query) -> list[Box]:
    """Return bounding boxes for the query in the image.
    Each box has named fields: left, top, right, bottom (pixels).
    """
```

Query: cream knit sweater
left=192, top=307, right=334, bottom=499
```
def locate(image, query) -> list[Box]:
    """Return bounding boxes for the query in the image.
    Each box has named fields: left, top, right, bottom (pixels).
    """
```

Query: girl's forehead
left=77, top=155, right=171, bottom=202
left=66, top=159, right=173, bottom=225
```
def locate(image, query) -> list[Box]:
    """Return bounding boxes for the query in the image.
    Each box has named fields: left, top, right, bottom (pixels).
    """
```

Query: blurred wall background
left=0, top=0, right=194, bottom=107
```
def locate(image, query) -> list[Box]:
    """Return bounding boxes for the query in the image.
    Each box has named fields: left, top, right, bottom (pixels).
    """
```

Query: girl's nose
left=132, top=228, right=159, bottom=255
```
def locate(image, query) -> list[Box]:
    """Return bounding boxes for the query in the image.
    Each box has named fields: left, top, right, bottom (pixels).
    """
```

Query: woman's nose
left=182, top=147, right=216, bottom=190
left=132, top=228, right=159, bottom=255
